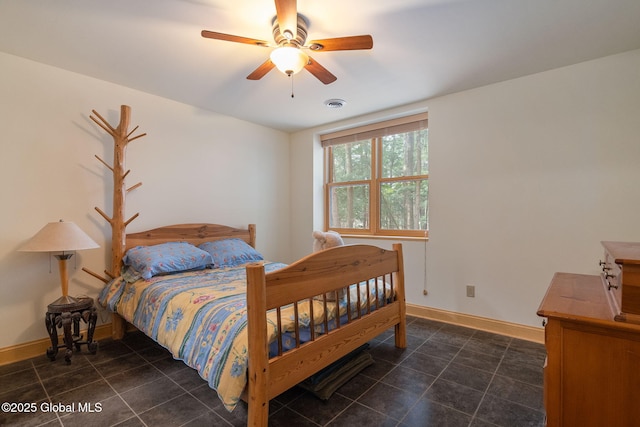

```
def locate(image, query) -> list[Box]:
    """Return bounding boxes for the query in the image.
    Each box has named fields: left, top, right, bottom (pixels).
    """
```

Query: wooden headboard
left=125, top=223, right=256, bottom=251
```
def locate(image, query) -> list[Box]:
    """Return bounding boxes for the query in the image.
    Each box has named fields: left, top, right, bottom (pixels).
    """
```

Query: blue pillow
left=123, top=242, right=213, bottom=280
left=198, top=239, right=263, bottom=268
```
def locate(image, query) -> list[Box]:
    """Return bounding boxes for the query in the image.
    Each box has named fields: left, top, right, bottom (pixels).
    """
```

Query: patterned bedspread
left=98, top=262, right=391, bottom=411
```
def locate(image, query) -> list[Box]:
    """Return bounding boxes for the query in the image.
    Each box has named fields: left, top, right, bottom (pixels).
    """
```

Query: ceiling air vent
left=324, top=98, right=346, bottom=109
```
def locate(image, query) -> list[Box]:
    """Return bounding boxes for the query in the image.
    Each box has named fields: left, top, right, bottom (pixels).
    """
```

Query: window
left=321, top=113, right=428, bottom=238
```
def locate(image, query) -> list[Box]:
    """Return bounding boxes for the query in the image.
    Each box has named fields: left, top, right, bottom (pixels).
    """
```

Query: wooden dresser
left=537, top=242, right=640, bottom=427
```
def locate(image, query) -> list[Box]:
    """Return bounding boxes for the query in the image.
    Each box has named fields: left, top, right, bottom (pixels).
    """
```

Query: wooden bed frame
left=91, top=106, right=406, bottom=426
left=115, top=223, right=406, bottom=426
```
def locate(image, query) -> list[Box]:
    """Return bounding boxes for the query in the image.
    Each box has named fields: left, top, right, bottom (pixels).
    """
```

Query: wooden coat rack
left=83, top=105, right=146, bottom=339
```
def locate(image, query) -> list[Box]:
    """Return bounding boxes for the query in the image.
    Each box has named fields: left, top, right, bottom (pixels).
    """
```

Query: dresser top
left=537, top=273, right=612, bottom=321
left=537, top=272, right=640, bottom=332
left=601, top=241, right=640, bottom=265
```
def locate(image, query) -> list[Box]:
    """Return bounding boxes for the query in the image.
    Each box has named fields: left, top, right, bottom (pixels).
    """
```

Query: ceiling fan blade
left=274, top=0, right=297, bottom=40
left=201, top=30, right=270, bottom=47
left=304, top=56, right=337, bottom=85
left=307, top=35, right=373, bottom=51
left=246, top=59, right=275, bottom=80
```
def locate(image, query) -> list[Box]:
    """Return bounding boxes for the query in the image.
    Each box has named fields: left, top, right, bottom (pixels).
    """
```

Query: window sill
left=339, top=234, right=428, bottom=242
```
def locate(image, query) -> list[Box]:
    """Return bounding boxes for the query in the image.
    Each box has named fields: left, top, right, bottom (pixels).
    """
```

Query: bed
left=98, top=223, right=406, bottom=426
left=86, top=105, right=406, bottom=426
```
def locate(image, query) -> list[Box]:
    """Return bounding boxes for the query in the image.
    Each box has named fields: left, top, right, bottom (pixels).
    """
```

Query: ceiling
left=1, top=0, right=640, bottom=132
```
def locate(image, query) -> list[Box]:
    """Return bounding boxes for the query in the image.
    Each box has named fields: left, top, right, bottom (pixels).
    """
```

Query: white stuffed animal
left=312, top=230, right=344, bottom=252
left=312, top=230, right=346, bottom=301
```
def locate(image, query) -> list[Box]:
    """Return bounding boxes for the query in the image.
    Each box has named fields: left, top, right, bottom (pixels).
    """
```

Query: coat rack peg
left=94, top=206, right=111, bottom=223
left=89, top=110, right=116, bottom=135
left=82, top=267, right=109, bottom=284
left=128, top=132, right=147, bottom=143
left=127, top=182, right=142, bottom=192
left=95, top=155, right=113, bottom=172
left=126, top=125, right=139, bottom=138
left=125, top=213, right=139, bottom=227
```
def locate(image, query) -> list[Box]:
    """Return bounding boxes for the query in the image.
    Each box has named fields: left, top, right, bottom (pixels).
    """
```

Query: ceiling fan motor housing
left=272, top=15, right=308, bottom=47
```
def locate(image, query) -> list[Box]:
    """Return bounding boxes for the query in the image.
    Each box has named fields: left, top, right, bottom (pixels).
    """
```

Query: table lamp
left=20, top=220, right=99, bottom=307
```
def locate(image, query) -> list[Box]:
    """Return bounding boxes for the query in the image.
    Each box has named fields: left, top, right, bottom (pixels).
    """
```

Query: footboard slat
left=322, top=294, right=329, bottom=334
left=356, top=282, right=362, bottom=320
left=308, top=298, right=315, bottom=341
left=275, top=307, right=283, bottom=356
left=293, top=302, right=300, bottom=349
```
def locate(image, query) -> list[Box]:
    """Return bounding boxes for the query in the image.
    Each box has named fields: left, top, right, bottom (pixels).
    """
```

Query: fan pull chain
left=290, top=74, right=295, bottom=98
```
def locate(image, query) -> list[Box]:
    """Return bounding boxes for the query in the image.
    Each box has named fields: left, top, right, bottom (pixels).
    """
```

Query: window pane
left=329, top=184, right=370, bottom=229
left=331, top=141, right=371, bottom=182
left=380, top=180, right=428, bottom=230
left=381, top=130, right=428, bottom=178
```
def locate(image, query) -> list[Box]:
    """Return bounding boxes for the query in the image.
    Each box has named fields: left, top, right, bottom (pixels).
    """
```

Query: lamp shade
left=270, top=46, right=308, bottom=76
left=19, top=220, right=99, bottom=252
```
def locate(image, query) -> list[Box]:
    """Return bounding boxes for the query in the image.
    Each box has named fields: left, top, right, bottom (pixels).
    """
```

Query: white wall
left=291, top=49, right=640, bottom=328
left=0, top=52, right=290, bottom=349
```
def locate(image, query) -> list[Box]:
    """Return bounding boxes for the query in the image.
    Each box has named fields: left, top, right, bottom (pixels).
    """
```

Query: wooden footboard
left=246, top=243, right=406, bottom=427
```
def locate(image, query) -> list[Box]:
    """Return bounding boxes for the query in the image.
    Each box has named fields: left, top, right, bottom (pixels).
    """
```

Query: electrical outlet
left=466, top=285, right=475, bottom=298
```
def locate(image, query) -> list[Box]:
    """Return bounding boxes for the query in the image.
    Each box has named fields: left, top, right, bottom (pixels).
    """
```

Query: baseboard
left=0, top=324, right=113, bottom=366
left=406, top=303, right=544, bottom=344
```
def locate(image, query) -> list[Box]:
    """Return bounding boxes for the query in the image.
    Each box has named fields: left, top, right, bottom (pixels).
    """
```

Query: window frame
left=321, top=113, right=428, bottom=238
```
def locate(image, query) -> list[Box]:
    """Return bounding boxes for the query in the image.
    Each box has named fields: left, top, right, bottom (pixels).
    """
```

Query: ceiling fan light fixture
left=270, top=46, right=308, bottom=76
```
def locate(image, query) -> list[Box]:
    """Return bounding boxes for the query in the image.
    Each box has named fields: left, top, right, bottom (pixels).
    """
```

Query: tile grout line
left=31, top=358, right=63, bottom=427
left=466, top=334, right=513, bottom=427
left=84, top=340, right=153, bottom=427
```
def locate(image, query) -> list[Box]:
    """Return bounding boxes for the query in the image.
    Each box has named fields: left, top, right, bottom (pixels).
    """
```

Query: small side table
left=45, top=297, right=98, bottom=364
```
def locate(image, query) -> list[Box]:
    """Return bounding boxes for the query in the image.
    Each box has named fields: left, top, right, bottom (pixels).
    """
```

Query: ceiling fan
left=201, top=0, right=373, bottom=85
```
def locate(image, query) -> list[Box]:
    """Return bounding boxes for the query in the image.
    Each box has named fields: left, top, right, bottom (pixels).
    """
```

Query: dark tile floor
left=0, top=316, right=546, bottom=426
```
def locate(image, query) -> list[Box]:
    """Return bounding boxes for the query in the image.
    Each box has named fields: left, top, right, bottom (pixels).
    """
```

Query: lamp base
left=48, top=295, right=82, bottom=311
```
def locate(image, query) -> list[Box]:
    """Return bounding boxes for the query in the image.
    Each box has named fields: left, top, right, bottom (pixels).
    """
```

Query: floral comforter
left=98, top=262, right=391, bottom=411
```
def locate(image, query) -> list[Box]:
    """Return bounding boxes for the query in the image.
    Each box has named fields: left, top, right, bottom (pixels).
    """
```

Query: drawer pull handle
left=599, top=261, right=611, bottom=272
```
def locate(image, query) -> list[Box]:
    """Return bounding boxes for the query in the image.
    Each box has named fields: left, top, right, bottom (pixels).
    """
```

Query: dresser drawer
left=621, top=265, right=640, bottom=315
left=601, top=241, right=640, bottom=317
left=600, top=250, right=622, bottom=312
